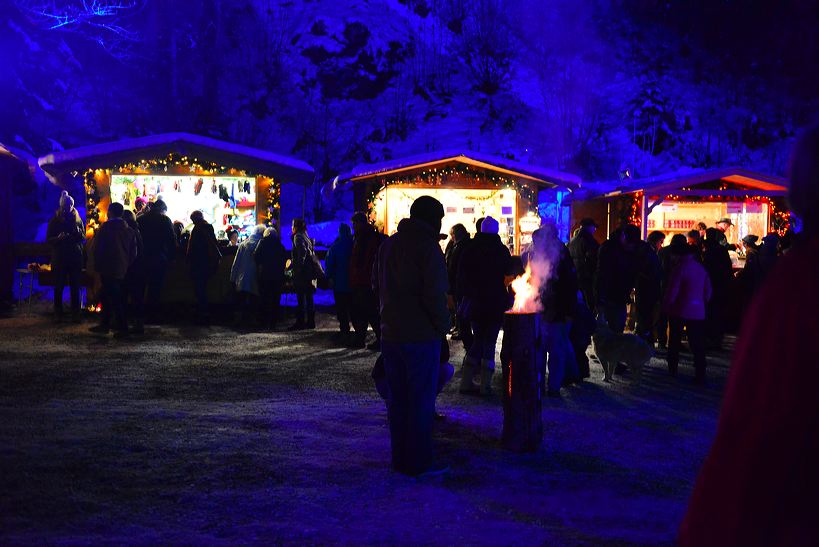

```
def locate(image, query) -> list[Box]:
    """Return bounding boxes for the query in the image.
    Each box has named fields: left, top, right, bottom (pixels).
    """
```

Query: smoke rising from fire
left=510, top=220, right=564, bottom=313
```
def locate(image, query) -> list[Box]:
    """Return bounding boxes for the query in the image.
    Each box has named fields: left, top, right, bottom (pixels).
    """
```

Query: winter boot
left=479, top=359, right=495, bottom=396
left=306, top=313, right=316, bottom=329
left=459, top=355, right=479, bottom=394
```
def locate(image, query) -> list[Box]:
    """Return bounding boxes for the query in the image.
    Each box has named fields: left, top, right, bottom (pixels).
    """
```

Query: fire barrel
left=500, top=312, right=543, bottom=452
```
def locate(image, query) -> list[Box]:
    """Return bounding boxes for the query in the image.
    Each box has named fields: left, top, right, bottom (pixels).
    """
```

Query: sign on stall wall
left=656, top=203, right=678, bottom=212
left=726, top=202, right=743, bottom=214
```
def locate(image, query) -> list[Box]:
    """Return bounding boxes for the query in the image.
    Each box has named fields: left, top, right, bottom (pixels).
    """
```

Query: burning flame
left=510, top=263, right=542, bottom=314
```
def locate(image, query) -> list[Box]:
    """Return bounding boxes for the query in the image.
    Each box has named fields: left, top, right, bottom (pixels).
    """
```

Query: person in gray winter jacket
left=230, top=225, right=265, bottom=326
left=374, top=196, right=450, bottom=477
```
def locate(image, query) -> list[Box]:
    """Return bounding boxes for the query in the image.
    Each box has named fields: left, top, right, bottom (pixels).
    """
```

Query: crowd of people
left=39, top=125, right=819, bottom=541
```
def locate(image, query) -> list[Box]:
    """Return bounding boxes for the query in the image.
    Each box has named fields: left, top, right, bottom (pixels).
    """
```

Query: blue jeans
left=541, top=320, right=576, bottom=392
left=381, top=339, right=440, bottom=475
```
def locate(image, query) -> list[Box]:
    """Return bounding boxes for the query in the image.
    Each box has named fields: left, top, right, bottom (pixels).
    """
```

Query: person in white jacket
left=230, top=225, right=265, bottom=325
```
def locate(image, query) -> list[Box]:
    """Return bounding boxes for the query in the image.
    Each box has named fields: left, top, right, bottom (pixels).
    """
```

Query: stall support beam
left=640, top=193, right=648, bottom=240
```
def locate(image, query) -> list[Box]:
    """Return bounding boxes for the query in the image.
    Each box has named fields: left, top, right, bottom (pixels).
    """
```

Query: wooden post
left=499, top=312, right=543, bottom=452
left=641, top=192, right=648, bottom=239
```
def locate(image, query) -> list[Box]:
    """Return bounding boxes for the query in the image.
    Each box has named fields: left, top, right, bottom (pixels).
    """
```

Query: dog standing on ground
left=592, top=319, right=654, bottom=382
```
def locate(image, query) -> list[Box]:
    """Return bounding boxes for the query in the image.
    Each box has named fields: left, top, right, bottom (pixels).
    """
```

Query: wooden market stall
left=570, top=167, right=790, bottom=245
left=339, top=150, right=581, bottom=254
left=0, top=145, right=28, bottom=305
left=37, top=133, right=314, bottom=306
left=39, top=132, right=314, bottom=239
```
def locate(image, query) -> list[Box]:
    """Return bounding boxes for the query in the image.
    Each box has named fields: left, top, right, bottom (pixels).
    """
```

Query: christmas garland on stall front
left=364, top=164, right=537, bottom=219
left=81, top=152, right=282, bottom=233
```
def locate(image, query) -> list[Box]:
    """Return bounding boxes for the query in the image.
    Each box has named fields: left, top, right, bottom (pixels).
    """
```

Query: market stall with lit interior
left=39, top=133, right=314, bottom=240
left=570, top=167, right=791, bottom=263
left=38, top=133, right=314, bottom=305
left=339, top=151, right=580, bottom=254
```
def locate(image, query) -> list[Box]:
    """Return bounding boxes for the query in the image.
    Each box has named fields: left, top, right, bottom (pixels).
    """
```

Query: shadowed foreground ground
left=0, top=310, right=729, bottom=544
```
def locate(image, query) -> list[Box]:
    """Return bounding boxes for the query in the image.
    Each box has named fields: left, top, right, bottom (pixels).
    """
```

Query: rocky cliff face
left=3, top=0, right=816, bottom=227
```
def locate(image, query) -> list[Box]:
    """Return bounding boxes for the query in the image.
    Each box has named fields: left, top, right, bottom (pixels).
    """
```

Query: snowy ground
left=0, top=305, right=729, bottom=544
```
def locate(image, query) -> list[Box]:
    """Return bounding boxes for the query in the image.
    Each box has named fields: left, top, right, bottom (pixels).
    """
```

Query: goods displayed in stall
left=344, top=152, right=579, bottom=255
left=646, top=201, right=768, bottom=245
left=372, top=186, right=518, bottom=250
left=110, top=174, right=257, bottom=240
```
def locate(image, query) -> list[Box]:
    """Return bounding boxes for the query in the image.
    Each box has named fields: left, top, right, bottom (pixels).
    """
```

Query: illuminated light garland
left=636, top=192, right=792, bottom=236
left=81, top=152, right=278, bottom=234
left=267, top=182, right=281, bottom=224
left=364, top=164, right=538, bottom=219
left=628, top=191, right=643, bottom=226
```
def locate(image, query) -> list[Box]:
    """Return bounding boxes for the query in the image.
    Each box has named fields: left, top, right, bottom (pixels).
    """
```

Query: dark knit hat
left=410, top=195, right=444, bottom=228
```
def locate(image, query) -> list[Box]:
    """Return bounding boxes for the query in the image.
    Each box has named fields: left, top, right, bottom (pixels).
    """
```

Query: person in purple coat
left=662, top=243, right=712, bottom=384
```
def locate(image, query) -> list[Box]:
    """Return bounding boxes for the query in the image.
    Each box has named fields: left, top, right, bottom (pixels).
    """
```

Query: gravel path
left=0, top=310, right=728, bottom=544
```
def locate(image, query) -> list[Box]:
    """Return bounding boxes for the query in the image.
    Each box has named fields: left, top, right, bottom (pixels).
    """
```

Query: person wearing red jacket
left=662, top=241, right=712, bottom=383
left=679, top=125, right=819, bottom=545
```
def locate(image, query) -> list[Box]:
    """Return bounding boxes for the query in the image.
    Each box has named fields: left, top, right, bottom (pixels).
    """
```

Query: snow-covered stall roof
left=0, top=144, right=29, bottom=178
left=38, top=133, right=315, bottom=185
left=1, top=144, right=28, bottom=302
left=339, top=149, right=581, bottom=191
left=588, top=167, right=788, bottom=199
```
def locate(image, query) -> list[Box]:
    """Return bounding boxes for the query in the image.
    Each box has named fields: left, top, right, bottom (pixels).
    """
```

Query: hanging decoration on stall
left=627, top=191, right=643, bottom=226
left=83, top=169, right=102, bottom=234
left=81, top=153, right=282, bottom=235
left=267, top=181, right=280, bottom=225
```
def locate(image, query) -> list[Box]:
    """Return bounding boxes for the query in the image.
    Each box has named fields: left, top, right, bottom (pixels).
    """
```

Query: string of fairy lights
left=81, top=152, right=280, bottom=233
left=364, top=164, right=538, bottom=218
left=625, top=190, right=791, bottom=235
